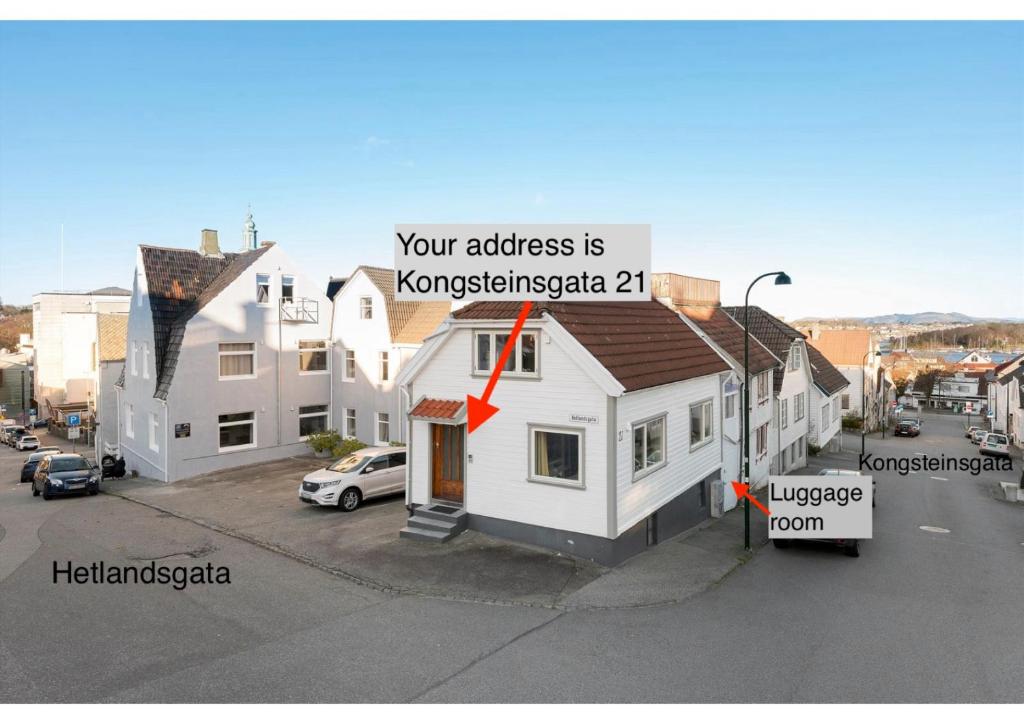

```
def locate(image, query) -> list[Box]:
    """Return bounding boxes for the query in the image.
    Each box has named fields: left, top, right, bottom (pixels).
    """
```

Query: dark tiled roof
left=722, top=305, right=804, bottom=394
left=675, top=305, right=777, bottom=374
left=358, top=266, right=451, bottom=344
left=805, top=343, right=850, bottom=396
left=140, top=244, right=272, bottom=399
left=326, top=277, right=347, bottom=301
left=409, top=398, right=464, bottom=420
left=452, top=299, right=729, bottom=392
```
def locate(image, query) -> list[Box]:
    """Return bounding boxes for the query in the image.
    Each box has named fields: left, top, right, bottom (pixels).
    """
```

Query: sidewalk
left=102, top=463, right=770, bottom=610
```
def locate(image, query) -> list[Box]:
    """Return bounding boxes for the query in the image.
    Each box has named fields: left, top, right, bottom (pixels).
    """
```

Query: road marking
left=919, top=525, right=951, bottom=534
left=929, top=476, right=948, bottom=481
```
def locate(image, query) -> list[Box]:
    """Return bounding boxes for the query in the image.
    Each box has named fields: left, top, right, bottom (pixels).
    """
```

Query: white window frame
left=256, top=273, right=271, bottom=305
left=342, top=349, right=356, bottom=382
left=298, top=404, right=329, bottom=440
left=131, top=342, right=138, bottom=376
left=821, top=403, right=829, bottom=431
left=472, top=330, right=540, bottom=377
left=725, top=393, right=737, bottom=420
left=218, top=411, right=256, bottom=452
left=378, top=350, right=390, bottom=382
left=756, top=371, right=769, bottom=403
left=689, top=398, right=714, bottom=450
left=343, top=407, right=357, bottom=439
left=125, top=403, right=134, bottom=439
left=148, top=411, right=159, bottom=452
left=832, top=399, right=840, bottom=421
left=632, top=414, right=667, bottom=480
left=527, top=424, right=585, bottom=489
left=789, top=344, right=802, bottom=371
left=375, top=412, right=390, bottom=445
left=281, top=274, right=295, bottom=303
left=142, top=342, right=150, bottom=380
left=795, top=392, right=805, bottom=421
left=298, top=340, right=329, bottom=375
left=781, top=399, right=789, bottom=429
left=756, top=422, right=768, bottom=458
left=218, top=342, right=257, bottom=381
left=360, top=296, right=373, bottom=319
left=841, top=393, right=850, bottom=410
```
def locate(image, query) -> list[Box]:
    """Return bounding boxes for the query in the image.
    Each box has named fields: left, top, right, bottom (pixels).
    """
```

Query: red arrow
left=731, top=481, right=771, bottom=517
left=467, top=301, right=533, bottom=433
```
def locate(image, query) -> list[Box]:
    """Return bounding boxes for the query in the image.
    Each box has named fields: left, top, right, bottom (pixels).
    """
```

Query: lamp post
left=742, top=271, right=791, bottom=551
left=861, top=350, right=882, bottom=456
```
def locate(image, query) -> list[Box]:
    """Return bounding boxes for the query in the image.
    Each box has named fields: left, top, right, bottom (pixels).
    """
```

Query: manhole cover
left=919, top=525, right=950, bottom=534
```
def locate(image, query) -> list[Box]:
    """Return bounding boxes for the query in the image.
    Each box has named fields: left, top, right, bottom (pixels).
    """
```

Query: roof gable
left=352, top=266, right=451, bottom=344
left=139, top=243, right=273, bottom=399
left=806, top=329, right=873, bottom=367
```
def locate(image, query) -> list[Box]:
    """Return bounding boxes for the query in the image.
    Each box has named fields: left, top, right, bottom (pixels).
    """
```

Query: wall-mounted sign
left=570, top=414, right=599, bottom=425
left=175, top=423, right=191, bottom=439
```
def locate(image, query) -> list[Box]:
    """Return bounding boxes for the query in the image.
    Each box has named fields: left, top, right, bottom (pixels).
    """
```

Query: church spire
left=242, top=205, right=258, bottom=251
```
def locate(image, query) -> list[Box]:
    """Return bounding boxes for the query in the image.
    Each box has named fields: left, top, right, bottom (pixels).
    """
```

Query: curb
left=101, top=486, right=765, bottom=612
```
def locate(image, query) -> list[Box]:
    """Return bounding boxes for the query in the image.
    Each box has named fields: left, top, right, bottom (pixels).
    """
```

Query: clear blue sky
left=1, top=21, right=1021, bottom=319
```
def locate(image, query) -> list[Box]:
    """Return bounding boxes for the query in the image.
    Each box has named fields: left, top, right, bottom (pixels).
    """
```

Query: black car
left=32, top=454, right=100, bottom=500
left=895, top=418, right=921, bottom=437
left=20, top=448, right=62, bottom=482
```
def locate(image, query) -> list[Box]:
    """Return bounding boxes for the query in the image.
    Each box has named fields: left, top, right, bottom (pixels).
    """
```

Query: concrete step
left=406, top=515, right=458, bottom=534
left=416, top=505, right=468, bottom=524
left=399, top=526, right=456, bottom=542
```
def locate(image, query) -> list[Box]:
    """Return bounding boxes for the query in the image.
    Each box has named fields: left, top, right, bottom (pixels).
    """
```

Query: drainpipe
left=277, top=295, right=283, bottom=447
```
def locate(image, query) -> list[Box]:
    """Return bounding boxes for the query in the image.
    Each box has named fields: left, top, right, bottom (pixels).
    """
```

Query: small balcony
left=280, top=297, right=318, bottom=323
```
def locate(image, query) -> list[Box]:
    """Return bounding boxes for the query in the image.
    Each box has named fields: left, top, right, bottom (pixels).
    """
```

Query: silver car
left=298, top=446, right=406, bottom=511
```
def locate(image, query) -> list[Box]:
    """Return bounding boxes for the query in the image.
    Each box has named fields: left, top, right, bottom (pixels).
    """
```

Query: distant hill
left=905, top=322, right=1024, bottom=351
left=795, top=312, right=1023, bottom=325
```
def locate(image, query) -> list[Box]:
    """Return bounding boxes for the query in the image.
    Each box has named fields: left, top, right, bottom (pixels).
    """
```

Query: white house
left=117, top=225, right=333, bottom=481
left=653, top=273, right=777, bottom=508
left=329, top=266, right=450, bottom=446
left=989, top=355, right=1024, bottom=443
left=806, top=329, right=885, bottom=430
left=954, top=350, right=992, bottom=366
left=805, top=345, right=849, bottom=452
left=723, top=306, right=816, bottom=475
left=395, top=299, right=732, bottom=565
left=32, top=287, right=131, bottom=421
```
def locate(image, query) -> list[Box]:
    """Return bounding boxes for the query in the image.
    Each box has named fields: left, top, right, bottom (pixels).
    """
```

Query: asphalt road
left=1, top=411, right=1021, bottom=703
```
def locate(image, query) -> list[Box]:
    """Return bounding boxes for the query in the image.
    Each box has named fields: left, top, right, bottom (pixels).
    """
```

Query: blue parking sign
left=67, top=414, right=81, bottom=427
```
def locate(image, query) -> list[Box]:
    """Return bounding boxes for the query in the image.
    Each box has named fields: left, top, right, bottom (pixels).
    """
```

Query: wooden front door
left=431, top=423, right=465, bottom=504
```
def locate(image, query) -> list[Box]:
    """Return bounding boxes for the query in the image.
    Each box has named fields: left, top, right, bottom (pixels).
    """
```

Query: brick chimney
left=200, top=229, right=222, bottom=257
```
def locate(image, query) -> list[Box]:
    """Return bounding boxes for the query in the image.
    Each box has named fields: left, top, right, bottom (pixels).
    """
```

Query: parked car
left=32, top=454, right=100, bottom=500
left=895, top=418, right=921, bottom=437
left=965, top=425, right=983, bottom=439
left=6, top=426, right=26, bottom=447
left=15, top=435, right=40, bottom=451
left=971, top=429, right=988, bottom=445
left=0, top=421, right=17, bottom=444
left=773, top=468, right=872, bottom=557
left=20, top=449, right=61, bottom=482
left=298, top=446, right=407, bottom=511
left=980, top=433, right=1010, bottom=458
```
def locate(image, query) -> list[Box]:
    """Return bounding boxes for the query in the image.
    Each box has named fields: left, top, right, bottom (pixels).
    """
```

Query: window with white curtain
left=529, top=426, right=582, bottom=487
left=342, top=349, right=356, bottom=381
left=376, top=412, right=390, bottom=444
left=689, top=399, right=714, bottom=449
left=299, top=340, right=328, bottom=373
left=360, top=297, right=373, bottom=319
left=219, top=343, right=255, bottom=379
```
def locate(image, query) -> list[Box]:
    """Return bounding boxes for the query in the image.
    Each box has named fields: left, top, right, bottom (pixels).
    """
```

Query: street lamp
left=861, top=350, right=882, bottom=456
left=742, top=271, right=791, bottom=551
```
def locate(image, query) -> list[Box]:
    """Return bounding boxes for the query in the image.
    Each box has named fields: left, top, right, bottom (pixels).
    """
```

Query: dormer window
left=473, top=330, right=538, bottom=376
left=788, top=344, right=802, bottom=371
left=360, top=296, right=373, bottom=319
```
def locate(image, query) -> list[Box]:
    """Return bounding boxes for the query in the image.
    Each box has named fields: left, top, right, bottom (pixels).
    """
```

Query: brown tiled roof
left=97, top=313, right=128, bottom=362
left=675, top=305, right=777, bottom=374
left=409, top=398, right=464, bottom=420
left=806, top=329, right=872, bottom=367
left=359, top=266, right=451, bottom=344
left=452, top=299, right=729, bottom=392
left=805, top=343, right=850, bottom=396
left=140, top=244, right=273, bottom=399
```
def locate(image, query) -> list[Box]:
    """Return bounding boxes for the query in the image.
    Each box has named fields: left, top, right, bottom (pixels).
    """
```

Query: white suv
left=298, top=446, right=407, bottom=511
left=979, top=433, right=1009, bottom=458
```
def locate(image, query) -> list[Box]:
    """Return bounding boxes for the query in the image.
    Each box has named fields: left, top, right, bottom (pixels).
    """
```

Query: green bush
left=807, top=442, right=821, bottom=456
left=331, top=438, right=367, bottom=458
left=388, top=440, right=406, bottom=447
left=841, top=415, right=863, bottom=431
left=305, top=429, right=340, bottom=453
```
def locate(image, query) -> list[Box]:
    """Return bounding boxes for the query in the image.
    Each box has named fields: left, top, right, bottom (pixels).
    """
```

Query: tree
left=0, top=309, right=31, bottom=351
